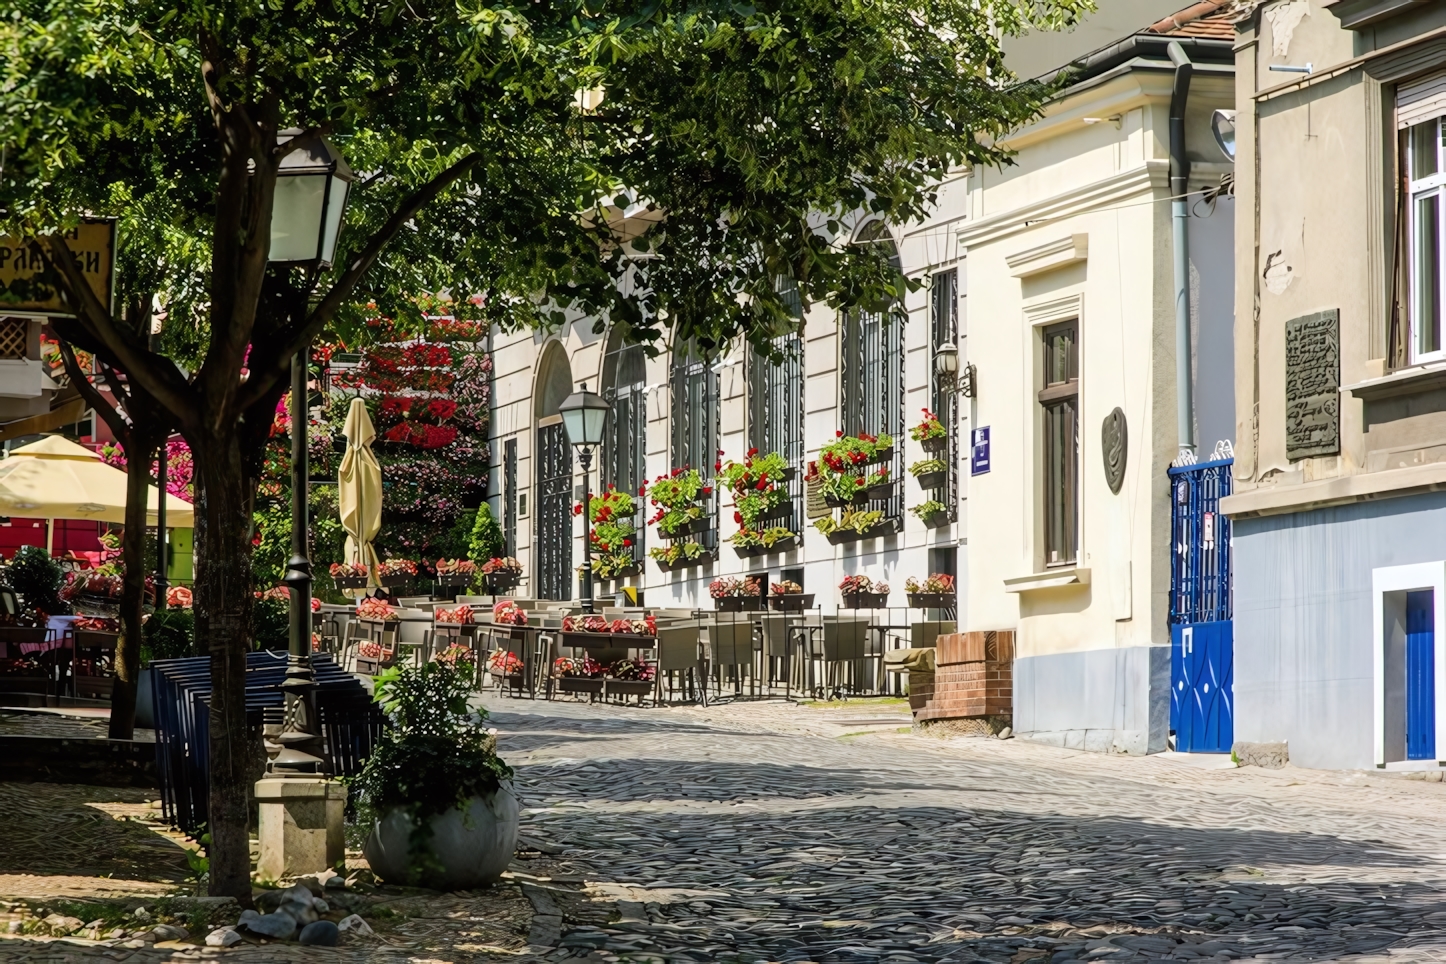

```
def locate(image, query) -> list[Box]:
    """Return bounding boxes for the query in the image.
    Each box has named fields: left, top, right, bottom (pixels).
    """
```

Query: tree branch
left=40, top=237, right=196, bottom=418
left=236, top=150, right=485, bottom=412
left=57, top=343, right=128, bottom=443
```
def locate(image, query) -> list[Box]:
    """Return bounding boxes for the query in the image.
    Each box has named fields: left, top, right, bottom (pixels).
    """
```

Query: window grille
left=0, top=318, right=27, bottom=360
left=748, top=282, right=805, bottom=534
left=929, top=270, right=959, bottom=521
left=602, top=331, right=647, bottom=562
left=534, top=422, right=573, bottom=599
left=840, top=222, right=904, bottom=525
left=503, top=438, right=518, bottom=556
left=670, top=341, right=719, bottom=550
left=1040, top=321, right=1079, bottom=566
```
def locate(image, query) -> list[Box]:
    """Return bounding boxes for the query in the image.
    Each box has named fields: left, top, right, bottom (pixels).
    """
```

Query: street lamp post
left=267, top=130, right=353, bottom=778
left=558, top=384, right=609, bottom=614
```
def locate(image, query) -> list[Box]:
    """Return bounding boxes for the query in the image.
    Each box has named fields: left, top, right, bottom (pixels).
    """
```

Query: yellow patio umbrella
left=0, top=436, right=194, bottom=549
left=337, top=398, right=382, bottom=588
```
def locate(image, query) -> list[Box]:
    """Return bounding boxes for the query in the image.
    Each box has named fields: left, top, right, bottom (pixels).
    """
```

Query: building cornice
left=1221, top=461, right=1446, bottom=518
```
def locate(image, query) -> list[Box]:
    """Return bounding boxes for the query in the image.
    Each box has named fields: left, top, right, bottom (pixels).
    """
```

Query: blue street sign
left=971, top=426, right=990, bottom=475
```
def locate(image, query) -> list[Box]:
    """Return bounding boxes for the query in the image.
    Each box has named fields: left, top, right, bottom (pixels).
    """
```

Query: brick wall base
left=910, top=631, right=1014, bottom=724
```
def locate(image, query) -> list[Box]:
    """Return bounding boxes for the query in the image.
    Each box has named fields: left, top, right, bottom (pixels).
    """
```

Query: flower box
left=561, top=631, right=657, bottom=649
left=654, top=549, right=715, bottom=573
left=435, top=573, right=473, bottom=588
left=595, top=563, right=641, bottom=581
left=841, top=592, right=890, bottom=609
left=557, top=676, right=605, bottom=697
left=333, top=575, right=370, bottom=590
left=920, top=435, right=948, bottom=454
left=483, top=571, right=521, bottom=591
left=660, top=516, right=713, bottom=538
left=823, top=481, right=895, bottom=507
left=918, top=508, right=951, bottom=529
left=913, top=469, right=947, bottom=490
left=866, top=444, right=895, bottom=465
left=732, top=535, right=800, bottom=559
left=492, top=672, right=528, bottom=693
left=907, top=592, right=956, bottom=609
left=826, top=519, right=900, bottom=544
left=752, top=501, right=794, bottom=525
left=769, top=593, right=815, bottom=612
left=715, top=595, right=765, bottom=612
left=606, top=678, right=655, bottom=699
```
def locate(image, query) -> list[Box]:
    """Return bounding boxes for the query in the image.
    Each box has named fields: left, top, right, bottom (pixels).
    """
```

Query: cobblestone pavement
left=494, top=696, right=1446, bottom=963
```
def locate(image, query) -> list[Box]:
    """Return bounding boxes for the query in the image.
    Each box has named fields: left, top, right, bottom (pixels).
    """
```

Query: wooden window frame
left=1040, top=320, right=1079, bottom=567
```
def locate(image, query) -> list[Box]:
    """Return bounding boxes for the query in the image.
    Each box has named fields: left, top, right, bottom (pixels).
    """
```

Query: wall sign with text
left=971, top=426, right=991, bottom=475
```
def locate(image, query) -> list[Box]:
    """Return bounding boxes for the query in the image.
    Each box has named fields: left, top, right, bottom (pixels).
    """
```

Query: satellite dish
left=1212, top=109, right=1237, bottom=160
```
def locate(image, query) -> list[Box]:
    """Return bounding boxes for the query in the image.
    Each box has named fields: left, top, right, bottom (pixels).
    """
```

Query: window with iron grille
left=602, top=330, right=647, bottom=561
left=1040, top=321, right=1079, bottom=566
left=929, top=269, right=959, bottom=521
left=503, top=438, right=518, bottom=555
left=749, top=281, right=805, bottom=531
left=840, top=222, right=904, bottom=522
left=670, top=341, right=719, bottom=549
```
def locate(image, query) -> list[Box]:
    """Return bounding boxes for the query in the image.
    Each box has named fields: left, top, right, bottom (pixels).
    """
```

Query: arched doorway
left=602, top=327, right=647, bottom=564
left=534, top=344, right=574, bottom=600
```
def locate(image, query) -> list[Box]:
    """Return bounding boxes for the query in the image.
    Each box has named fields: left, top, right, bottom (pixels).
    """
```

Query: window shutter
left=1398, top=69, right=1446, bottom=130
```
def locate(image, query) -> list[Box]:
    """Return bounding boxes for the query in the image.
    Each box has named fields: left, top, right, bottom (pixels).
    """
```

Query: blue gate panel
left=1171, top=622, right=1234, bottom=753
left=1407, top=590, right=1435, bottom=761
left=1168, top=458, right=1233, bottom=626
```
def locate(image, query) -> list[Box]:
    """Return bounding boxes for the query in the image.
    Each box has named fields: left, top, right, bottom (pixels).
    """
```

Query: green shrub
left=142, top=608, right=195, bottom=663
left=9, top=545, right=68, bottom=617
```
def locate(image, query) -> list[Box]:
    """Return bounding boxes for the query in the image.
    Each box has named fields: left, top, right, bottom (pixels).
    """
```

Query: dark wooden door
left=535, top=422, right=572, bottom=600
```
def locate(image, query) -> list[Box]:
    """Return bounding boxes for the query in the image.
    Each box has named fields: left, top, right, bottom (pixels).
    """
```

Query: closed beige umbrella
left=337, top=398, right=382, bottom=589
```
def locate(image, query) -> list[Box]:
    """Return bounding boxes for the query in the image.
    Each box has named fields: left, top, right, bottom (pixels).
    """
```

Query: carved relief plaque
left=1285, top=309, right=1340, bottom=460
left=1101, top=407, right=1127, bottom=494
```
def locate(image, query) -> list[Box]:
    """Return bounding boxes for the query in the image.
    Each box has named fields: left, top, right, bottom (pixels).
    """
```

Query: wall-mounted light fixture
left=934, top=342, right=976, bottom=398
left=1211, top=109, right=1237, bottom=160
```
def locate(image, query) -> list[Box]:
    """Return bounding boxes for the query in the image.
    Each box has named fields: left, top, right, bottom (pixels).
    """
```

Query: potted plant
left=820, top=466, right=894, bottom=507
left=329, top=561, right=370, bottom=590
left=378, top=558, right=418, bottom=589
left=606, top=655, right=656, bottom=701
left=815, top=508, right=889, bottom=544
left=819, top=432, right=894, bottom=471
left=768, top=580, right=814, bottom=611
left=649, top=540, right=711, bottom=571
left=433, top=558, right=477, bottom=588
left=839, top=575, right=890, bottom=609
left=720, top=449, right=794, bottom=538
left=730, top=525, right=799, bottom=558
left=646, top=469, right=713, bottom=538
left=488, top=648, right=527, bottom=692
left=909, top=458, right=948, bottom=490
left=710, top=576, right=764, bottom=611
left=905, top=573, right=956, bottom=609
left=355, top=660, right=519, bottom=889
left=581, top=486, right=640, bottom=578
left=480, top=556, right=522, bottom=591
left=910, top=499, right=950, bottom=528
left=910, top=408, right=948, bottom=453
left=554, top=655, right=606, bottom=698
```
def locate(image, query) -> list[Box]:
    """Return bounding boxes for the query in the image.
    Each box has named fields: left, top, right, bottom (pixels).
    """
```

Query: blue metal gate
left=1168, top=457, right=1233, bottom=752
left=1407, top=589, right=1436, bottom=760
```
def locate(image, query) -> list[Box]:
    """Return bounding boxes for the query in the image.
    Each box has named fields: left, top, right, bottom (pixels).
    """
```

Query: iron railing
left=1168, top=457, right=1233, bottom=624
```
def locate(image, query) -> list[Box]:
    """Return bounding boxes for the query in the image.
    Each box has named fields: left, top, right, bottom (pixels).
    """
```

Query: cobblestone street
left=498, top=697, right=1446, bottom=963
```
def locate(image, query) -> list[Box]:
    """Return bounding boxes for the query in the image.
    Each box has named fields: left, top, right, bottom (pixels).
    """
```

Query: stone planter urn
left=363, top=783, right=520, bottom=889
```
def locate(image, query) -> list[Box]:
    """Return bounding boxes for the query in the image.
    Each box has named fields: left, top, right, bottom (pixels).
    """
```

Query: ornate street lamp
left=269, top=130, right=353, bottom=777
left=558, top=383, right=609, bottom=613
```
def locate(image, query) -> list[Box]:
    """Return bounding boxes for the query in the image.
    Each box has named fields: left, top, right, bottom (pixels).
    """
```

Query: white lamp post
left=558, top=384, right=610, bottom=613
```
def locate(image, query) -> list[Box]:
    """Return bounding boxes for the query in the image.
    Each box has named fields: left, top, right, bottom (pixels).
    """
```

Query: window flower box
left=823, top=480, right=896, bottom=507
left=841, top=592, right=890, bottom=609
left=907, top=592, right=955, bottom=609
left=768, top=592, right=814, bottom=612
left=920, top=435, right=948, bottom=454
left=913, top=469, right=947, bottom=490
left=715, top=595, right=765, bottom=612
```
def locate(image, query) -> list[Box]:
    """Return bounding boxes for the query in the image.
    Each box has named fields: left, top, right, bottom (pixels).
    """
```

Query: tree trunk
left=191, top=433, right=259, bottom=901
left=107, top=438, right=160, bottom=741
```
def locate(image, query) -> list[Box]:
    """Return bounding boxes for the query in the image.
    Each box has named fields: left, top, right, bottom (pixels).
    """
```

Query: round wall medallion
left=1102, top=407, right=1127, bottom=494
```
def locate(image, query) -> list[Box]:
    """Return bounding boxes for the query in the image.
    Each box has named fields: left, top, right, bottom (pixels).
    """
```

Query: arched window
left=841, top=220, right=904, bottom=522
left=533, top=344, right=574, bottom=600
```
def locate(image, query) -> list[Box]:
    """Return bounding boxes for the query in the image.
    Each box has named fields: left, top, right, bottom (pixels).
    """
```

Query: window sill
left=1343, top=361, right=1446, bottom=402
left=1003, top=567, right=1090, bottom=593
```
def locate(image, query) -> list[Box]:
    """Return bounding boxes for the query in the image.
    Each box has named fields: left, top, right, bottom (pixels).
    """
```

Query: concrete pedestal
left=255, top=777, right=347, bottom=881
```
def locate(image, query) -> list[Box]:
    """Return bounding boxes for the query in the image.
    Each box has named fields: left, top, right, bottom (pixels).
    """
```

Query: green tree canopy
left=1, top=0, right=1086, bottom=899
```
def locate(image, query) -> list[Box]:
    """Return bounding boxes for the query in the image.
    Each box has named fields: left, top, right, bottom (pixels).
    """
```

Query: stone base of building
left=915, top=716, right=1012, bottom=738
left=1013, top=644, right=1169, bottom=755
left=1232, top=741, right=1289, bottom=769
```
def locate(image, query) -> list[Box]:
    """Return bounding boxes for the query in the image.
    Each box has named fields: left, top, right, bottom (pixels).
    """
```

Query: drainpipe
left=1168, top=41, right=1195, bottom=459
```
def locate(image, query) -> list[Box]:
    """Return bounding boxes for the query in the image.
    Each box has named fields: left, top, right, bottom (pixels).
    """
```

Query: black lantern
left=269, top=129, right=355, bottom=269
left=558, top=384, right=609, bottom=612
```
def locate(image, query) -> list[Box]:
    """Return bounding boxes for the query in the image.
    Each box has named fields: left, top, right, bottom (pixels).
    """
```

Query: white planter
left=363, top=784, right=520, bottom=889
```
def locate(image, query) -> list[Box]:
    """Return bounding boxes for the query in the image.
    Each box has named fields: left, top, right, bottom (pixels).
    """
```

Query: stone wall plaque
left=805, top=473, right=830, bottom=519
left=1101, top=407, right=1127, bottom=494
left=1285, top=309, right=1340, bottom=460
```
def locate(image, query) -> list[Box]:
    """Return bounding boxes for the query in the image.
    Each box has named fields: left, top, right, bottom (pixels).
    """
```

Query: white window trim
left=1371, top=560, right=1446, bottom=767
left=1023, top=293, right=1084, bottom=572
left=1408, top=117, right=1446, bottom=364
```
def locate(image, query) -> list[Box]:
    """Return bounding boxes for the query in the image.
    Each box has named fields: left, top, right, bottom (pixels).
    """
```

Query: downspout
left=1168, top=41, right=1195, bottom=459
